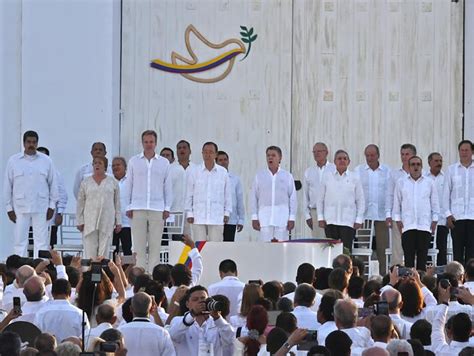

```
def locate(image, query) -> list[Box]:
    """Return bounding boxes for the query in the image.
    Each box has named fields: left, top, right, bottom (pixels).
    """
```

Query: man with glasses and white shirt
left=392, top=156, right=439, bottom=271
left=251, top=146, right=297, bottom=241
left=443, top=140, right=474, bottom=265
left=304, top=142, right=336, bottom=238
left=355, top=144, right=391, bottom=274
left=186, top=142, right=231, bottom=242
left=124, top=130, right=173, bottom=271
left=317, top=150, right=365, bottom=252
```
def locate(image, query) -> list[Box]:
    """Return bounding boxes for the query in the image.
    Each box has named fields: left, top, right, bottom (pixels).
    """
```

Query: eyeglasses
left=409, top=163, right=422, bottom=166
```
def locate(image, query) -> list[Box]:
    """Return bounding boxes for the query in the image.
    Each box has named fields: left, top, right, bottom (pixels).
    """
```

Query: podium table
left=169, top=240, right=343, bottom=287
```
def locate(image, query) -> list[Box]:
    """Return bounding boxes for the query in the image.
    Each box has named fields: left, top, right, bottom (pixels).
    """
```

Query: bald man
left=17, top=275, right=48, bottom=324
left=2, top=265, right=35, bottom=311
left=381, top=287, right=412, bottom=339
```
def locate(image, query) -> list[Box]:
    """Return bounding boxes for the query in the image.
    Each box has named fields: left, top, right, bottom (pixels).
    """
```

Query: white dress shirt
left=2, top=284, right=26, bottom=312
left=169, top=161, right=197, bottom=212
left=73, top=162, right=112, bottom=199
left=229, top=314, right=246, bottom=328
left=228, top=173, right=245, bottom=225
left=124, top=153, right=173, bottom=212
left=389, top=314, right=412, bottom=339
left=186, top=163, right=231, bottom=225
left=86, top=322, right=114, bottom=348
left=432, top=304, right=471, bottom=356
left=425, top=170, right=446, bottom=225
left=355, top=164, right=391, bottom=221
left=118, top=317, right=176, bottom=356
left=317, top=320, right=337, bottom=346
left=169, top=313, right=235, bottom=356
left=317, top=170, right=365, bottom=227
left=16, top=298, right=48, bottom=324
left=208, top=276, right=245, bottom=318
left=251, top=167, right=297, bottom=227
left=424, top=300, right=473, bottom=324
left=4, top=152, right=58, bottom=213
left=291, top=306, right=320, bottom=330
left=392, top=175, right=439, bottom=233
left=34, top=299, right=90, bottom=341
left=385, top=167, right=409, bottom=218
left=442, top=161, right=474, bottom=219
left=116, top=176, right=130, bottom=227
left=464, top=281, right=474, bottom=294
left=304, top=162, right=336, bottom=219
left=341, top=327, right=374, bottom=355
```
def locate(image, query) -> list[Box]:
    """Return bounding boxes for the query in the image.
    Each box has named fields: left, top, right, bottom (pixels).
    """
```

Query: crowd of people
left=2, top=129, right=474, bottom=355
left=0, top=249, right=474, bottom=355
left=3, top=130, right=474, bottom=276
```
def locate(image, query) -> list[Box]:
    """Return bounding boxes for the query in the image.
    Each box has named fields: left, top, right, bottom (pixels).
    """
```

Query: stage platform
left=169, top=239, right=343, bottom=287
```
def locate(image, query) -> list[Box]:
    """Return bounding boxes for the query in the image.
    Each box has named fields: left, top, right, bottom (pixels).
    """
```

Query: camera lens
left=205, top=298, right=224, bottom=312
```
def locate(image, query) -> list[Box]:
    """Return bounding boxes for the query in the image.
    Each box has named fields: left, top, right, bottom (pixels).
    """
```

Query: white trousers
left=83, top=230, right=113, bottom=259
left=310, top=208, right=326, bottom=238
left=259, top=226, right=288, bottom=242
left=14, top=213, right=49, bottom=257
left=191, top=224, right=223, bottom=242
left=391, top=225, right=404, bottom=266
left=131, top=210, right=164, bottom=272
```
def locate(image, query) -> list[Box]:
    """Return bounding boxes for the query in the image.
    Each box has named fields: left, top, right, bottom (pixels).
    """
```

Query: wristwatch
left=283, top=341, right=292, bottom=349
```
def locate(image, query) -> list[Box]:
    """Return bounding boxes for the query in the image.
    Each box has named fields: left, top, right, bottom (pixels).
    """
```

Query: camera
left=439, top=279, right=450, bottom=289
left=398, top=267, right=412, bottom=277
left=374, top=301, right=389, bottom=316
left=205, top=298, right=225, bottom=312
left=38, top=250, right=52, bottom=259
left=297, top=330, right=318, bottom=351
left=13, top=297, right=22, bottom=314
left=91, top=262, right=102, bottom=283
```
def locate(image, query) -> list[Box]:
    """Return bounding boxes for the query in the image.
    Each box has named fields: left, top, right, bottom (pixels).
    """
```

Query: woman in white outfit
left=77, top=157, right=122, bottom=258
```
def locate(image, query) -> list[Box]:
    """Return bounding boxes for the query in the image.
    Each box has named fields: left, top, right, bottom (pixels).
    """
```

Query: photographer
left=168, top=285, right=234, bottom=356
left=431, top=282, right=471, bottom=354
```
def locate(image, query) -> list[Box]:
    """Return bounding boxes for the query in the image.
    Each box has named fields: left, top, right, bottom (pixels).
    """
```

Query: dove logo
left=150, top=24, right=257, bottom=84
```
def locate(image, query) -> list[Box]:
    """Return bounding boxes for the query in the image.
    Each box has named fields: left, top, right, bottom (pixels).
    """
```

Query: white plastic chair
left=352, top=220, right=375, bottom=276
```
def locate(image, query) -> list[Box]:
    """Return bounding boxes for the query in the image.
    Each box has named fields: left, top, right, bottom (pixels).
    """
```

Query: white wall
left=0, top=0, right=121, bottom=260
left=121, top=0, right=464, bottom=240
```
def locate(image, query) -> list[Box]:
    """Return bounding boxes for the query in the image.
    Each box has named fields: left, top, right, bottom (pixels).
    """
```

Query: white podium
left=169, top=240, right=343, bottom=287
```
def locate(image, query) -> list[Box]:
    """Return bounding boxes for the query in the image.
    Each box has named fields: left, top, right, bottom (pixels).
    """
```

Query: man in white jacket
left=392, top=156, right=439, bottom=271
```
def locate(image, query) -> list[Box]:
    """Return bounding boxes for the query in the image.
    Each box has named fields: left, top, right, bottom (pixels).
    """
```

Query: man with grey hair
left=445, top=261, right=465, bottom=286
left=118, top=292, right=175, bottom=355
left=291, top=283, right=320, bottom=329
left=2, top=265, right=35, bottom=311
left=381, top=288, right=412, bottom=339
left=334, top=299, right=373, bottom=352
left=355, top=144, right=391, bottom=274
left=362, top=347, right=389, bottom=356
left=317, top=150, right=365, bottom=251
left=386, top=339, right=414, bottom=356
left=3, top=250, right=68, bottom=311
left=304, top=142, right=336, bottom=237
left=385, top=143, right=417, bottom=266
left=16, top=275, right=48, bottom=324
left=426, top=151, right=448, bottom=265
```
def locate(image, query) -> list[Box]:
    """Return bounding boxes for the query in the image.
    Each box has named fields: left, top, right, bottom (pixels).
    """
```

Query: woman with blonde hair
left=230, top=283, right=264, bottom=328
